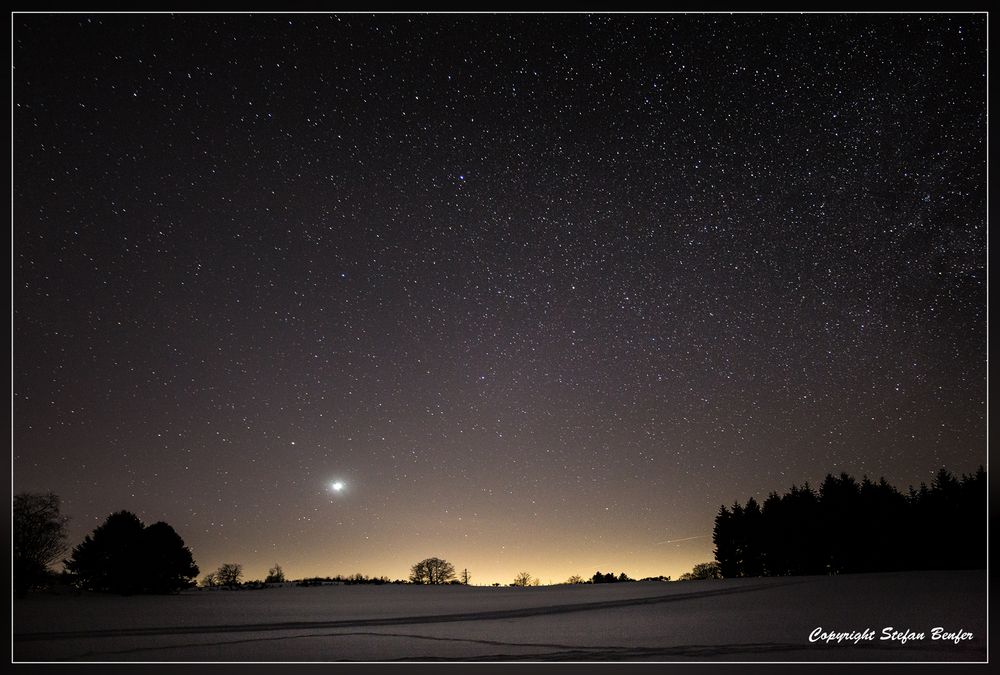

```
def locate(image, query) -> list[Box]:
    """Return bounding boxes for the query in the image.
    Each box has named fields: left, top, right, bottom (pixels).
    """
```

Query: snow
left=13, top=570, right=986, bottom=662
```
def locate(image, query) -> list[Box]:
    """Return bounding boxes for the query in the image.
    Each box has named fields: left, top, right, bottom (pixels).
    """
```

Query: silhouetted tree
left=409, top=557, right=456, bottom=584
left=511, top=571, right=537, bottom=586
left=214, top=563, right=243, bottom=587
left=141, top=522, right=199, bottom=593
left=67, top=511, right=146, bottom=593
left=589, top=570, right=630, bottom=583
left=760, top=491, right=789, bottom=575
left=740, top=497, right=765, bottom=576
left=679, top=561, right=722, bottom=580
left=13, top=492, right=69, bottom=594
left=66, top=511, right=198, bottom=594
left=956, top=467, right=987, bottom=568
left=566, top=574, right=584, bottom=584
left=713, top=502, right=747, bottom=579
left=819, top=472, right=863, bottom=573
left=265, top=564, right=285, bottom=583
left=927, top=468, right=961, bottom=569
left=713, top=467, right=986, bottom=577
left=784, top=483, right=825, bottom=575
left=713, top=504, right=739, bottom=577
left=857, top=476, right=909, bottom=572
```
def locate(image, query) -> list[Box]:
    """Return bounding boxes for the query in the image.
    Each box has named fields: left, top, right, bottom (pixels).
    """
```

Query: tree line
left=713, top=467, right=986, bottom=577
left=13, top=498, right=200, bottom=595
left=16, top=497, right=663, bottom=593
left=19, top=465, right=981, bottom=596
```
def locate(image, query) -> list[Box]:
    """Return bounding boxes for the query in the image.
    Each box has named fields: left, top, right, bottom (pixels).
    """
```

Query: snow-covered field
left=13, top=570, right=986, bottom=662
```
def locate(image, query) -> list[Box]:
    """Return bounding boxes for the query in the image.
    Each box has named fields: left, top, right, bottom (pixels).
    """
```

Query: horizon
left=43, top=463, right=986, bottom=588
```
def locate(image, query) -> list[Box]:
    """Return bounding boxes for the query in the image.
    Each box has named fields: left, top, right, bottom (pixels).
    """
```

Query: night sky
left=13, top=13, right=986, bottom=585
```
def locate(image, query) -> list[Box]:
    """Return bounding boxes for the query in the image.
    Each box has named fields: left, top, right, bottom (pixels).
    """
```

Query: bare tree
left=409, top=557, right=456, bottom=584
left=265, top=563, right=285, bottom=583
left=678, top=561, right=722, bottom=581
left=460, top=568, right=470, bottom=585
left=566, top=574, right=584, bottom=584
left=214, top=563, right=244, bottom=587
left=13, top=492, right=69, bottom=593
left=511, top=571, right=538, bottom=587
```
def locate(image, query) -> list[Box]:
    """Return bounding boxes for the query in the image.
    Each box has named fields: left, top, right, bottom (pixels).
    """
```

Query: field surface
left=13, top=570, right=987, bottom=662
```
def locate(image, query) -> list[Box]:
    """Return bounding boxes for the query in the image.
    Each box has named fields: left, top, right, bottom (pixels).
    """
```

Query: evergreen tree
left=66, top=511, right=198, bottom=594
left=713, top=504, right=739, bottom=578
left=741, top=497, right=765, bottom=577
left=713, top=467, right=986, bottom=577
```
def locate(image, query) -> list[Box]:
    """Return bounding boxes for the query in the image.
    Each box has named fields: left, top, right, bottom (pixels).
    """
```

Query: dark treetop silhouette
left=713, top=467, right=986, bottom=577
left=409, top=557, right=457, bottom=585
left=66, top=510, right=199, bottom=594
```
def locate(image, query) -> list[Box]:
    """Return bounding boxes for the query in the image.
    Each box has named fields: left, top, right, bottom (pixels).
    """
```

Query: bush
left=679, top=562, right=722, bottom=580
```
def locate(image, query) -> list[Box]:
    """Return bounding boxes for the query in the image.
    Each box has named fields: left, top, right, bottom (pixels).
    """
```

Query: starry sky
left=13, top=13, right=986, bottom=585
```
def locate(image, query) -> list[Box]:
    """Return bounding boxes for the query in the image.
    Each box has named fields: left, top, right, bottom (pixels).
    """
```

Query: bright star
left=331, top=481, right=345, bottom=492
